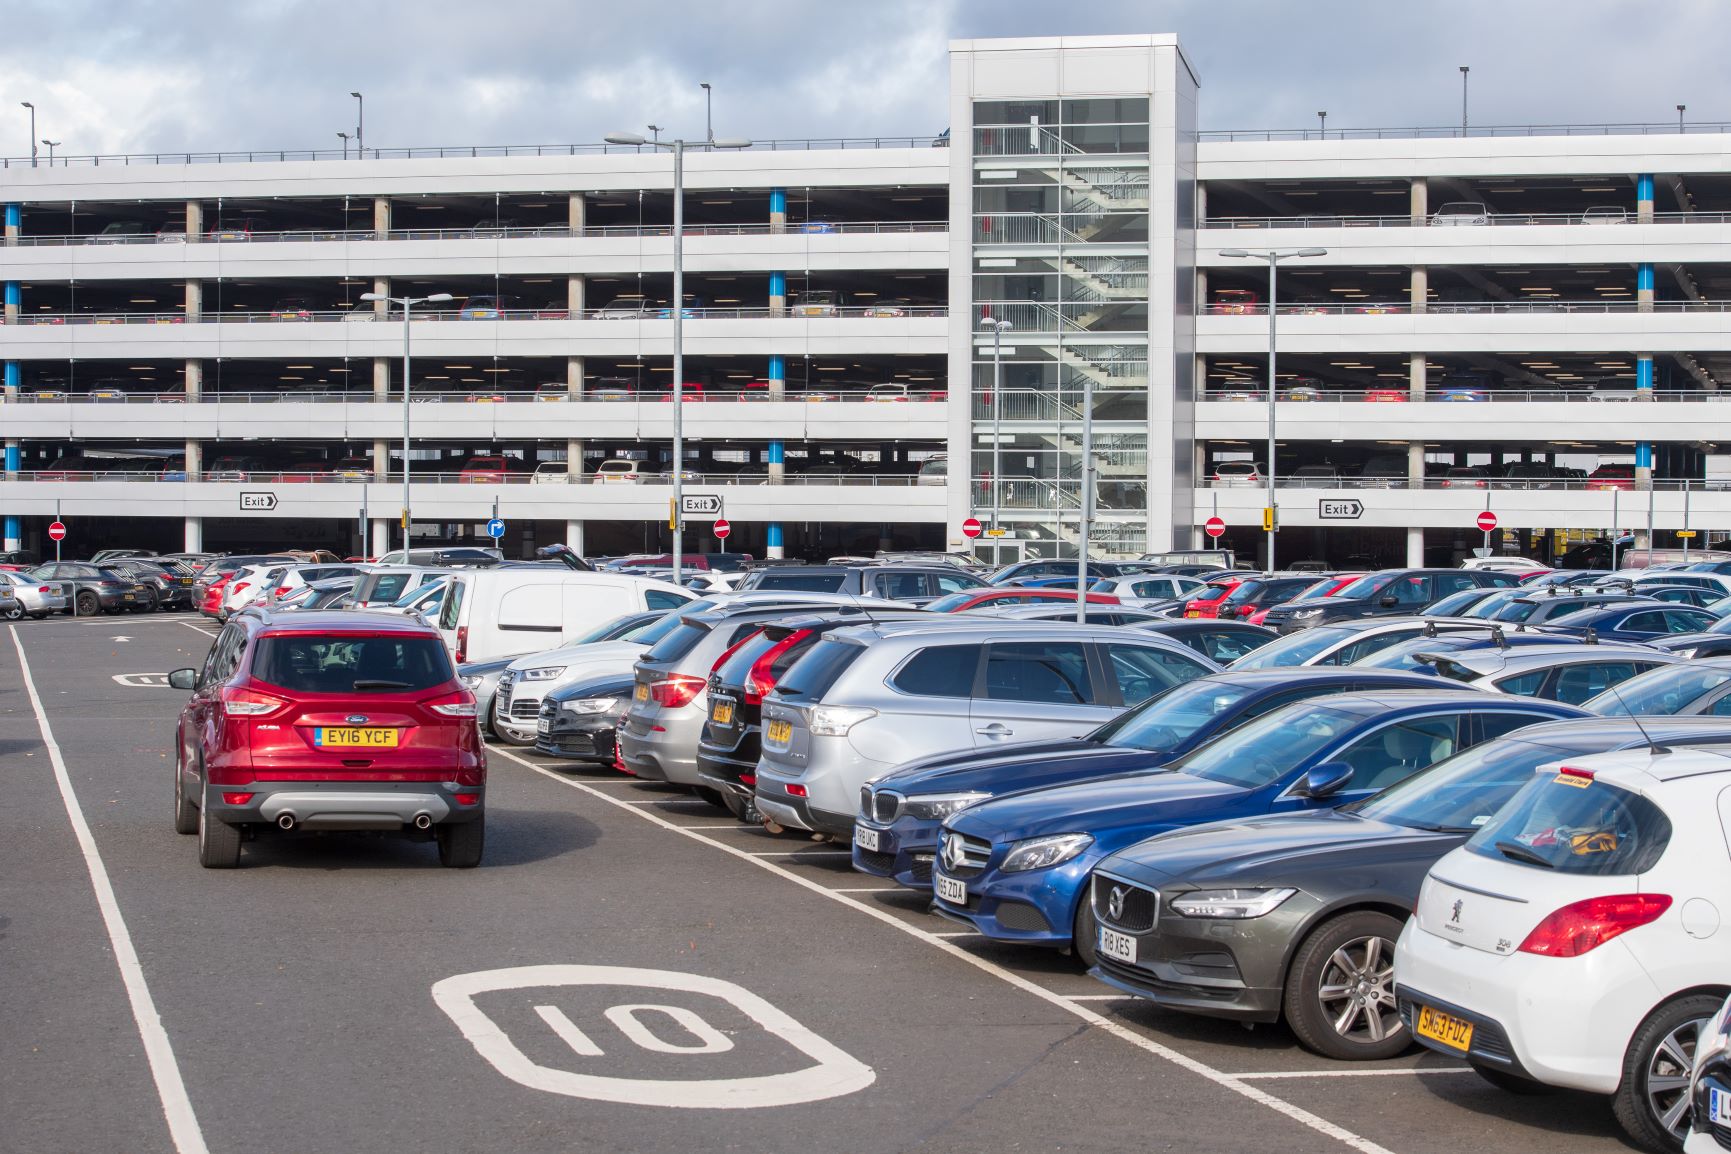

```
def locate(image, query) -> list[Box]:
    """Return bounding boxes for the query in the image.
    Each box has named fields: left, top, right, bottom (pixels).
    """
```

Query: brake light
left=786, top=783, right=808, bottom=798
left=231, top=581, right=251, bottom=596
left=1558, top=766, right=1595, bottom=782
left=711, top=629, right=764, bottom=674
left=648, top=674, right=706, bottom=708
left=452, top=792, right=480, bottom=806
left=745, top=629, right=811, bottom=704
left=426, top=690, right=478, bottom=718
left=275, top=586, right=291, bottom=596
left=1517, top=894, right=1672, bottom=957
left=37, top=586, right=48, bottom=594
left=740, top=773, right=756, bottom=786
left=456, top=625, right=468, bottom=664
left=221, top=792, right=255, bottom=805
left=220, top=686, right=287, bottom=717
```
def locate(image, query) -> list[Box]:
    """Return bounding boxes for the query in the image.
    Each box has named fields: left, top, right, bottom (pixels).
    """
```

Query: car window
left=982, top=641, right=1095, bottom=705
left=873, top=572, right=930, bottom=600
left=1667, top=609, right=1714, bottom=633
left=1199, top=628, right=1265, bottom=664
left=1094, top=679, right=1257, bottom=750
left=437, top=578, right=465, bottom=632
left=1103, top=643, right=1210, bottom=706
left=645, top=589, right=688, bottom=611
left=1387, top=575, right=1431, bottom=605
left=1333, top=715, right=1459, bottom=793
left=885, top=644, right=978, bottom=698
left=776, top=637, right=867, bottom=701
left=1492, top=669, right=1547, bottom=697
left=1333, top=630, right=1415, bottom=665
left=751, top=571, right=847, bottom=593
left=1176, top=703, right=1363, bottom=789
left=1467, top=771, right=1672, bottom=875
left=251, top=634, right=453, bottom=693
left=934, top=572, right=982, bottom=595
left=1616, top=611, right=1667, bottom=635
left=1435, top=572, right=1479, bottom=595
left=200, top=624, right=239, bottom=687
left=1474, top=711, right=1547, bottom=743
left=1552, top=662, right=1643, bottom=706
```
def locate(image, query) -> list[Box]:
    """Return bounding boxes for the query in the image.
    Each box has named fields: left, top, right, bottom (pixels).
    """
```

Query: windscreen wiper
left=1494, top=840, right=1554, bottom=868
left=353, top=679, right=411, bottom=689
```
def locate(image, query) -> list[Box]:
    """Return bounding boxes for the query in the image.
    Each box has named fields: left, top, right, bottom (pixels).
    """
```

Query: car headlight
left=808, top=705, right=877, bottom=736
left=1000, top=832, right=1093, bottom=873
left=1290, top=608, right=1325, bottom=619
left=521, top=666, right=565, bottom=681
left=561, top=697, right=617, bottom=715
left=1170, top=888, right=1297, bottom=919
left=903, top=791, right=993, bottom=821
left=460, top=674, right=484, bottom=690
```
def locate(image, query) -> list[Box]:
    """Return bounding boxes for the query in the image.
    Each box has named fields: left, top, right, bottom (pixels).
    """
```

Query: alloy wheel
left=1316, top=934, right=1399, bottom=1043
left=1644, top=1016, right=1703, bottom=1140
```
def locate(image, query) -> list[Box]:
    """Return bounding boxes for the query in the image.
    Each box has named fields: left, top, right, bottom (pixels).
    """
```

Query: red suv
left=168, top=611, right=486, bottom=869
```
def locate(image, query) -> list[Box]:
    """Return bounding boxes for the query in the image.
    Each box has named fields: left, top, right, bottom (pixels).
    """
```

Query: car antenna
left=1605, top=680, right=1670, bottom=755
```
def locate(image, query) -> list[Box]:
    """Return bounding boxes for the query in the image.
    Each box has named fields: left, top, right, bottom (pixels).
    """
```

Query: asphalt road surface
left=1, top=613, right=1647, bottom=1154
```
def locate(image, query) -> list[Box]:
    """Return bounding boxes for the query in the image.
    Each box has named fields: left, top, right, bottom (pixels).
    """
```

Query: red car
left=458, top=455, right=528, bottom=483
left=927, top=588, right=1122, bottom=613
left=1585, top=464, right=1636, bottom=491
left=1182, top=577, right=1250, bottom=619
left=1246, top=572, right=1364, bottom=625
left=167, top=610, right=485, bottom=869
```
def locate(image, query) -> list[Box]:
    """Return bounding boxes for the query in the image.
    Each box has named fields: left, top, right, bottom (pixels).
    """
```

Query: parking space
left=8, top=612, right=1641, bottom=1153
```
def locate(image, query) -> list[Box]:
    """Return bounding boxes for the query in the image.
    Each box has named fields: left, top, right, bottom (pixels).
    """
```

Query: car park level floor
left=2, top=613, right=1648, bottom=1154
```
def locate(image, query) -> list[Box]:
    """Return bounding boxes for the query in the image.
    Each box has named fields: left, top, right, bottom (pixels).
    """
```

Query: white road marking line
left=177, top=620, right=220, bottom=640
left=682, top=824, right=758, bottom=830
left=619, top=797, right=716, bottom=806
left=931, top=931, right=980, bottom=938
left=828, top=887, right=903, bottom=894
left=1236, top=1068, right=1476, bottom=1080
left=1063, top=994, right=1132, bottom=1001
left=496, top=747, right=1396, bottom=1154
left=8, top=626, right=210, bottom=1154
left=749, top=850, right=854, bottom=858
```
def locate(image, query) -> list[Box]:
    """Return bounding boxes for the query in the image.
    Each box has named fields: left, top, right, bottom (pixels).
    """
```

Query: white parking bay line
left=1237, top=1068, right=1476, bottom=1080
left=750, top=850, right=854, bottom=858
left=8, top=626, right=210, bottom=1154
left=496, top=747, right=1397, bottom=1154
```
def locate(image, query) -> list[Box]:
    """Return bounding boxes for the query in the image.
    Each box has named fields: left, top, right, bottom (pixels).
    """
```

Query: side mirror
left=1378, top=595, right=1399, bottom=608
left=167, top=668, right=198, bottom=691
left=1300, top=761, right=1354, bottom=799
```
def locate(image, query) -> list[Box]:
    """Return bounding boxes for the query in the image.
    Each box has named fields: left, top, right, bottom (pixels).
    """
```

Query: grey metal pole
left=401, top=297, right=412, bottom=551
left=671, top=138, right=684, bottom=584
left=23, top=104, right=35, bottom=167
left=702, top=83, right=713, bottom=144
left=1684, top=479, right=1692, bottom=560
left=1266, top=255, right=1278, bottom=573
left=352, top=92, right=364, bottom=158
left=1612, top=487, right=1621, bottom=570
left=1077, top=363, right=1093, bottom=623
left=1647, top=468, right=1656, bottom=558
left=1459, top=67, right=1469, bottom=132
left=991, top=321, right=1003, bottom=535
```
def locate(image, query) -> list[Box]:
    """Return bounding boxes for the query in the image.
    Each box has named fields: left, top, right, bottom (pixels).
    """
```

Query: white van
left=436, top=570, right=695, bottom=664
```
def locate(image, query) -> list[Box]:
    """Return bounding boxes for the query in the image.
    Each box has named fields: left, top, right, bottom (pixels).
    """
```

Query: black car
left=29, top=562, right=155, bottom=614
left=1261, top=568, right=1521, bottom=632
left=1127, top=619, right=1276, bottom=664
left=697, top=609, right=928, bottom=821
left=1086, top=715, right=1731, bottom=1062
left=535, top=674, right=635, bottom=764
left=106, top=557, right=197, bottom=609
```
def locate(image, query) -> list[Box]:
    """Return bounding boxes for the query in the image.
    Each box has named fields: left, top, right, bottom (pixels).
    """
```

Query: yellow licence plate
left=634, top=683, right=649, bottom=701
left=1415, top=1006, right=1474, bottom=1052
left=315, top=727, right=399, bottom=749
left=1185, top=610, right=1200, bottom=618
left=766, top=719, right=792, bottom=743
left=711, top=703, right=734, bottom=725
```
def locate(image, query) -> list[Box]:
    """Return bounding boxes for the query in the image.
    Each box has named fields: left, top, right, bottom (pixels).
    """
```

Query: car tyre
left=1611, top=993, right=1719, bottom=1152
left=1072, top=898, right=1100, bottom=969
left=1283, top=911, right=1407, bottom=1061
left=75, top=590, right=99, bottom=616
left=196, top=790, right=242, bottom=868
left=173, top=749, right=198, bottom=835
left=436, top=815, right=484, bottom=868
left=2, top=602, right=21, bottom=621
left=721, top=791, right=759, bottom=823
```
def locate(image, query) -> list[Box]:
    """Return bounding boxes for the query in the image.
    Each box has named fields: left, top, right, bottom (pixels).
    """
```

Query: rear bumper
left=753, top=776, right=854, bottom=837
left=207, top=780, right=483, bottom=831
left=617, top=716, right=704, bottom=786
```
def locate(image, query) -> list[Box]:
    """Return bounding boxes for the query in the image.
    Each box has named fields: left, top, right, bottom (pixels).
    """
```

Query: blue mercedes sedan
left=930, top=689, right=1585, bottom=964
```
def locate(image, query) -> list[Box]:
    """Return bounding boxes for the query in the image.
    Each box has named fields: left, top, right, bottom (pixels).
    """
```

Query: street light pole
left=605, top=127, right=752, bottom=585
left=981, top=318, right=1012, bottom=537
left=41, top=140, right=58, bottom=165
left=21, top=103, right=35, bottom=167
left=350, top=91, right=364, bottom=158
left=700, top=83, right=712, bottom=143
left=1459, top=66, right=1470, bottom=132
left=1218, top=248, right=1327, bottom=573
left=361, top=291, right=453, bottom=551
left=1678, top=104, right=1687, bottom=133
left=1317, top=111, right=1327, bottom=138
left=337, top=131, right=350, bottom=159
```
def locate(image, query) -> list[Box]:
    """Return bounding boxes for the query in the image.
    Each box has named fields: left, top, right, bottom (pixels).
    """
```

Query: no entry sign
left=1476, top=510, right=1498, bottom=533
left=713, top=518, right=731, bottom=540
left=1204, top=516, right=1226, bottom=539
left=48, top=521, right=66, bottom=541
left=961, top=517, right=983, bottom=539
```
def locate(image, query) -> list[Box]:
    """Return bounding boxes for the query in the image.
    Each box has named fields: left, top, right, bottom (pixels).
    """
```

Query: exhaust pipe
left=277, top=814, right=296, bottom=830
left=413, top=813, right=432, bottom=830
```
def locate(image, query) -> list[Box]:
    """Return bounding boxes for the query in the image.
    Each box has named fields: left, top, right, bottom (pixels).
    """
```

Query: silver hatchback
left=754, top=621, right=1221, bottom=837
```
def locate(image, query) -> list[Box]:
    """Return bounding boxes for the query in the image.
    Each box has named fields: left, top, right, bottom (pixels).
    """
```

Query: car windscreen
left=1582, top=663, right=1731, bottom=715
left=771, top=637, right=865, bottom=701
left=1229, top=625, right=1358, bottom=670
left=1171, top=703, right=1364, bottom=789
left=1465, top=770, right=1672, bottom=875
left=1090, top=678, right=1259, bottom=751
left=562, top=612, right=649, bottom=647
left=1333, top=573, right=1390, bottom=599
left=1352, top=634, right=1480, bottom=671
left=251, top=634, right=453, bottom=693
left=925, top=592, right=980, bottom=613
left=1347, top=735, right=1572, bottom=833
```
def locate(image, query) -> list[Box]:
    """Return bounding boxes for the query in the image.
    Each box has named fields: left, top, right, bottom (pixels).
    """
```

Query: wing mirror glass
left=167, top=668, right=198, bottom=691
left=1300, top=761, right=1354, bottom=798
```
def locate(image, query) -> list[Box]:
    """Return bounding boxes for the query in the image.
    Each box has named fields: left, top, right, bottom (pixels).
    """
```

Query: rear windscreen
left=772, top=637, right=865, bottom=700
left=252, top=635, right=453, bottom=693
left=750, top=571, right=847, bottom=593
left=359, top=573, right=411, bottom=603
left=642, top=620, right=713, bottom=664
left=1466, top=771, right=1672, bottom=875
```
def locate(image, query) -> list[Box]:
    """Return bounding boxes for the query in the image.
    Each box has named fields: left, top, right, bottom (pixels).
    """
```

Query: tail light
left=711, top=629, right=764, bottom=675
left=37, top=586, right=49, bottom=594
left=452, top=792, right=480, bottom=806
left=220, top=686, right=287, bottom=717
left=221, top=792, right=255, bottom=805
left=1517, top=894, right=1672, bottom=957
left=456, top=625, right=468, bottom=664
left=745, top=629, right=811, bottom=704
left=231, top=581, right=251, bottom=597
left=275, top=586, right=291, bottom=596
left=648, top=674, right=705, bottom=708
left=426, top=690, right=478, bottom=718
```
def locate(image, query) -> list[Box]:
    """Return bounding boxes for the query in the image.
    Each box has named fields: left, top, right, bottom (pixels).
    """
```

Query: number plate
left=1098, top=927, right=1138, bottom=964
left=935, top=874, right=966, bottom=905
left=633, top=683, right=648, bottom=702
left=1712, top=1086, right=1731, bottom=1127
left=537, top=718, right=551, bottom=734
left=711, top=702, right=734, bottom=725
left=766, top=719, right=792, bottom=744
left=1184, top=610, right=1199, bottom=618
left=1415, top=1005, right=1475, bottom=1052
left=313, top=726, right=399, bottom=749
left=122, top=593, right=135, bottom=601
left=854, top=825, right=881, bottom=852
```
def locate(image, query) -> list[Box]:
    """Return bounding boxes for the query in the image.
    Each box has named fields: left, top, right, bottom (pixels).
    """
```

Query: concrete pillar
left=1406, top=527, right=1425, bottom=567
left=3, top=202, right=18, bottom=244
left=372, top=276, right=390, bottom=318
left=567, top=273, right=586, bottom=317
left=185, top=359, right=202, bottom=401
left=184, top=517, right=203, bottom=553
left=564, top=520, right=586, bottom=556
left=1409, top=178, right=1428, bottom=225
left=373, top=196, right=391, bottom=240
left=1196, top=181, right=1207, bottom=224
left=185, top=200, right=202, bottom=242
left=1636, top=353, right=1655, bottom=497
left=1408, top=441, right=1426, bottom=490
left=3, top=361, right=16, bottom=549
left=1636, top=173, right=1655, bottom=225
left=766, top=522, right=785, bottom=560
left=768, top=270, right=787, bottom=318
left=184, top=437, right=202, bottom=481
left=1637, top=261, right=1655, bottom=313
left=185, top=279, right=202, bottom=322
left=568, top=191, right=586, bottom=234
left=3, top=280, right=17, bottom=325
left=373, top=357, right=392, bottom=481
left=371, top=519, right=390, bottom=559
left=767, top=353, right=786, bottom=403
left=1408, top=353, right=1427, bottom=401
left=769, top=187, right=787, bottom=234
left=567, top=355, right=585, bottom=480
left=1195, top=269, right=1207, bottom=311
left=1410, top=266, right=1427, bottom=314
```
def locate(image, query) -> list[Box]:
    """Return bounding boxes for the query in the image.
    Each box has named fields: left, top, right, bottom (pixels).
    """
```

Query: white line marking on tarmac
left=1063, top=995, right=1132, bottom=1001
left=749, top=850, right=854, bottom=858
left=495, top=746, right=1398, bottom=1154
left=8, top=626, right=211, bottom=1154
left=931, top=931, right=980, bottom=938
left=829, top=887, right=902, bottom=893
left=177, top=620, right=220, bottom=640
left=1237, top=1068, right=1476, bottom=1080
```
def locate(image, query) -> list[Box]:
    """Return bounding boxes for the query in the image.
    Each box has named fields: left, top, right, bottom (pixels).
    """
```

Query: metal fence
left=7, top=304, right=948, bottom=326
left=10, top=220, right=949, bottom=247
left=1202, top=300, right=1731, bottom=317
left=1, top=387, right=951, bottom=405
left=1198, top=121, right=1731, bottom=142
left=1204, top=210, right=1731, bottom=229
left=1202, top=389, right=1723, bottom=404
left=7, top=469, right=932, bottom=487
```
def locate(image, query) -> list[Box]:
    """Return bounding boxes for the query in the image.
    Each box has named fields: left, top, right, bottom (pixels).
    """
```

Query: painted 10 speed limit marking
left=432, top=964, right=876, bottom=1109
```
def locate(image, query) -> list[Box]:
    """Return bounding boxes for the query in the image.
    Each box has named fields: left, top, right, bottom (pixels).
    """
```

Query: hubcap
left=1646, top=1017, right=1705, bottom=1139
left=1316, top=935, right=1401, bottom=1044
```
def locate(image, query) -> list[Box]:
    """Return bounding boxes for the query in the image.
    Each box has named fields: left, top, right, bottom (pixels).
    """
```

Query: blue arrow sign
left=486, top=518, right=506, bottom=539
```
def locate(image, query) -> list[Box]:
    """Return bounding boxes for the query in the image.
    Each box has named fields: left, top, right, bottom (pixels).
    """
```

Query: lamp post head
left=605, top=131, right=648, bottom=147
left=710, top=137, right=752, bottom=150
left=1295, top=248, right=1328, bottom=258
left=20, top=102, right=31, bottom=110
left=979, top=317, right=1013, bottom=332
left=359, top=292, right=383, bottom=302
left=700, top=82, right=711, bottom=92
left=1217, top=248, right=1251, bottom=259
left=350, top=91, right=362, bottom=99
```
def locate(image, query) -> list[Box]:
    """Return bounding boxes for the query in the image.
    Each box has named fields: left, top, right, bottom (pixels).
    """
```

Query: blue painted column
left=765, top=185, right=789, bottom=557
left=4, top=205, right=21, bottom=550
left=1633, top=169, right=1657, bottom=541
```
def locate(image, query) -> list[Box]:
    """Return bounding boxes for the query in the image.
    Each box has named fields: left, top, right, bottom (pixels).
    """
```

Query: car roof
left=1275, top=687, right=1516, bottom=717
left=828, top=618, right=1203, bottom=647
left=1198, top=667, right=1455, bottom=690
left=250, top=609, right=440, bottom=636
left=1426, top=642, right=1664, bottom=674
left=1540, top=746, right=1731, bottom=786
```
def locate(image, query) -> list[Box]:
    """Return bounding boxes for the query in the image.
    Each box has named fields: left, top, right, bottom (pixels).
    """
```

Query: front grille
left=938, top=831, right=992, bottom=877
left=908, top=857, right=933, bottom=884
left=994, top=901, right=1051, bottom=933
left=855, top=848, right=898, bottom=873
left=1093, top=874, right=1159, bottom=933
left=860, top=786, right=902, bottom=824
left=509, top=699, right=540, bottom=721
left=496, top=671, right=515, bottom=714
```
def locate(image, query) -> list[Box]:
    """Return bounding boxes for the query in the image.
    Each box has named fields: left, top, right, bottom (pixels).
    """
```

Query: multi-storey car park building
left=3, top=32, right=1730, bottom=566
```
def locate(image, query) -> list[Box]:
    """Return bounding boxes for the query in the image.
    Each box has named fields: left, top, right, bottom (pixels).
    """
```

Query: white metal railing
left=1203, top=209, right=1731, bottom=229
left=1198, top=121, right=1731, bottom=142
left=9, top=469, right=934, bottom=487
left=1201, top=388, right=1720, bottom=403
left=11, top=220, right=949, bottom=247
left=8, top=305, right=948, bottom=326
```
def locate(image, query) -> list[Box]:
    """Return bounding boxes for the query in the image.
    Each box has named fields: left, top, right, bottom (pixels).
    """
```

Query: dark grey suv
left=1262, top=568, right=1521, bottom=632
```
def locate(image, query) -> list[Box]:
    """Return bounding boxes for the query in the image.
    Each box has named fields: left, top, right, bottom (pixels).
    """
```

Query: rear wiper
left=353, top=679, right=411, bottom=689
left=1494, top=840, right=1554, bottom=868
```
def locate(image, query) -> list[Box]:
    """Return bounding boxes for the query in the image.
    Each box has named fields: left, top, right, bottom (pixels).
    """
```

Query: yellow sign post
left=1262, top=507, right=1276, bottom=532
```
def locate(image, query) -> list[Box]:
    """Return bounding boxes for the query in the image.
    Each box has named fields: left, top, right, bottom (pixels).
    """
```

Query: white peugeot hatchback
left=1395, top=746, right=1731, bottom=1153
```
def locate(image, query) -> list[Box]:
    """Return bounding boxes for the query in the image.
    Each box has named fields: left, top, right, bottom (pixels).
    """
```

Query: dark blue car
left=852, top=668, right=1469, bottom=889
left=1541, top=602, right=1718, bottom=643
left=931, top=689, right=1586, bottom=963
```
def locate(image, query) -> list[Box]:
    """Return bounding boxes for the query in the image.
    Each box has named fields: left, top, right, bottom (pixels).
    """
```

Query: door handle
left=975, top=723, right=1014, bottom=737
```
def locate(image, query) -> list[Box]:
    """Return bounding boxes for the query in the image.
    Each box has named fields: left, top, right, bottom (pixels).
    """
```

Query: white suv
left=1396, top=747, right=1731, bottom=1152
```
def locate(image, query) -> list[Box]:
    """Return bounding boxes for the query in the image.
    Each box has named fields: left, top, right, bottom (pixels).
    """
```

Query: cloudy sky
left=2, top=0, right=1725, bottom=158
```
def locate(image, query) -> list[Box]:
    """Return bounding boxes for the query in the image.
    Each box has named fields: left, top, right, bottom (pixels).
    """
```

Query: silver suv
left=754, top=621, right=1221, bottom=837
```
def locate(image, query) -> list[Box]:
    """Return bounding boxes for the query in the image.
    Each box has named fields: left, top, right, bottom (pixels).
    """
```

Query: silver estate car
left=1415, top=641, right=1679, bottom=705
left=754, top=620, right=1222, bottom=838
